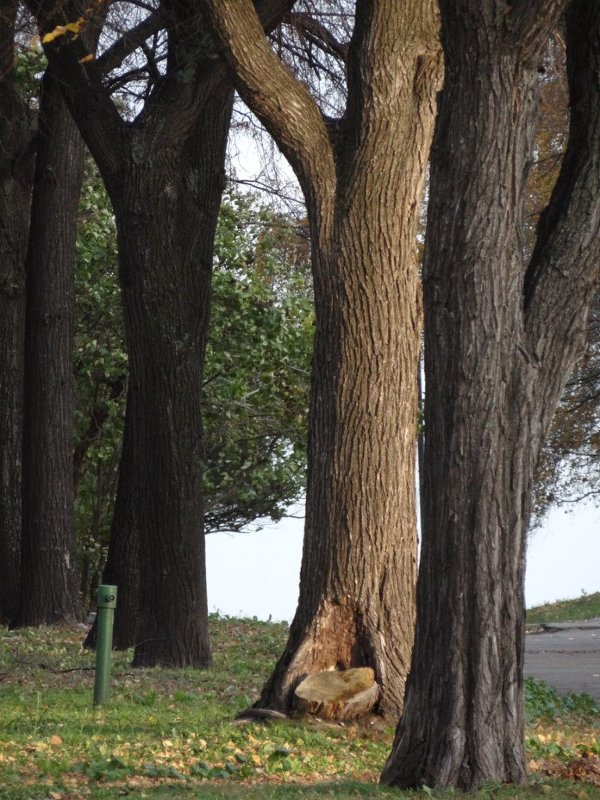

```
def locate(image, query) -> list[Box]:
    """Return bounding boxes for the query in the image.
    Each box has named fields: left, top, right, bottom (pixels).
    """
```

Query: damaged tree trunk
left=201, top=0, right=442, bottom=717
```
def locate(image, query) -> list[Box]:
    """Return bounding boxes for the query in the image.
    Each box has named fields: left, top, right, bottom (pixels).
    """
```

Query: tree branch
left=289, top=11, right=349, bottom=62
left=524, top=0, right=600, bottom=369
left=198, top=0, right=336, bottom=232
left=95, top=10, right=164, bottom=74
left=505, top=0, right=568, bottom=53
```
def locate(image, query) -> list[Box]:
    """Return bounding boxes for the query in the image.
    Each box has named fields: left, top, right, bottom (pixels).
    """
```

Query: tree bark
left=113, top=91, right=233, bottom=665
left=382, top=0, right=600, bottom=789
left=12, top=65, right=85, bottom=627
left=30, top=0, right=289, bottom=662
left=200, top=0, right=442, bottom=718
left=0, top=0, right=35, bottom=623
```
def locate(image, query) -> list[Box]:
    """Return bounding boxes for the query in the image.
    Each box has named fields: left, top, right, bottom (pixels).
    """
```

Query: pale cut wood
left=294, top=668, right=380, bottom=721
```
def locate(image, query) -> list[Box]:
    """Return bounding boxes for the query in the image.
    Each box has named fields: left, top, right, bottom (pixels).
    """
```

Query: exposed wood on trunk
left=294, top=668, right=379, bottom=721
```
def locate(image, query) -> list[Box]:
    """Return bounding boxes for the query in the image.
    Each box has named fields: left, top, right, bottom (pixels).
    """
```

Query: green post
left=93, top=584, right=117, bottom=706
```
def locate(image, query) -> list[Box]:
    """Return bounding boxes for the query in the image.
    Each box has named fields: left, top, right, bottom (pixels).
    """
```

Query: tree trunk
left=83, top=393, right=137, bottom=649
left=101, top=90, right=234, bottom=666
left=30, top=0, right=288, bottom=662
left=382, top=0, right=600, bottom=789
left=257, top=202, right=427, bottom=717
left=199, top=0, right=441, bottom=718
left=0, top=1, right=34, bottom=623
left=12, top=65, right=84, bottom=627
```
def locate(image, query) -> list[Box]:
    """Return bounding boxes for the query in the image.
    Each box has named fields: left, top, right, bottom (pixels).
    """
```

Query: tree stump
left=293, top=667, right=380, bottom=721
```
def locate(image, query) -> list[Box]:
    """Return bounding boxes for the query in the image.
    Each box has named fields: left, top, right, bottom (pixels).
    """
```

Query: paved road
left=525, top=619, right=600, bottom=704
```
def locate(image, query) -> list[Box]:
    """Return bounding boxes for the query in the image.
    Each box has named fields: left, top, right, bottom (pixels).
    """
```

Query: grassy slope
left=0, top=615, right=598, bottom=800
left=527, top=592, right=600, bottom=624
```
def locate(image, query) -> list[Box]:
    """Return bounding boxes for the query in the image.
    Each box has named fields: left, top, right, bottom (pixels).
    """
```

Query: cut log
left=294, top=667, right=380, bottom=721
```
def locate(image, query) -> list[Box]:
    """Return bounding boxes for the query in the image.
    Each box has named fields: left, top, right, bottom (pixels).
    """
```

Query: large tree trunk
left=0, top=0, right=34, bottom=623
left=85, top=93, right=234, bottom=656
left=382, top=0, right=600, bottom=789
left=257, top=179, right=428, bottom=718
left=200, top=0, right=441, bottom=718
left=12, top=65, right=84, bottom=627
left=30, top=0, right=289, bottom=662
left=102, top=90, right=234, bottom=666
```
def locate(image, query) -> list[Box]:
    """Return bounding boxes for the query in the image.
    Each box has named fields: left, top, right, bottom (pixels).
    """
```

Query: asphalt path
left=524, top=619, right=600, bottom=704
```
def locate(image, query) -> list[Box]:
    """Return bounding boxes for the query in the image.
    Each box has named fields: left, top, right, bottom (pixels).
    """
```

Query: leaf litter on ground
left=0, top=614, right=599, bottom=799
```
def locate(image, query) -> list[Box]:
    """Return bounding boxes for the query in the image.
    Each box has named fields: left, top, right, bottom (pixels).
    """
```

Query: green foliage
left=14, top=46, right=47, bottom=102
left=73, top=176, right=312, bottom=601
left=527, top=592, right=600, bottom=625
left=525, top=677, right=599, bottom=724
left=204, top=189, right=313, bottom=531
left=1, top=623, right=599, bottom=800
left=73, top=158, right=125, bottom=602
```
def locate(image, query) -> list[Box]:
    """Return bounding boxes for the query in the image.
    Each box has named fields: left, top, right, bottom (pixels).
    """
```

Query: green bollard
left=93, top=585, right=117, bottom=706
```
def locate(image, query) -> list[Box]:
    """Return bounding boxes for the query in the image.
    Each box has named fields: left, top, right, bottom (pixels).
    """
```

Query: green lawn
left=527, top=592, right=600, bottom=625
left=0, top=610, right=598, bottom=799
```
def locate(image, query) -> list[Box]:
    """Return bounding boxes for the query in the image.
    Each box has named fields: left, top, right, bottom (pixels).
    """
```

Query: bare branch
left=289, top=10, right=349, bottom=62
left=95, top=10, right=163, bottom=74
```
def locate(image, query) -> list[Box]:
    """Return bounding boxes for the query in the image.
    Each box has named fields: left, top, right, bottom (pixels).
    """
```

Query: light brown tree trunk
left=200, top=0, right=442, bottom=718
left=382, top=0, right=600, bottom=788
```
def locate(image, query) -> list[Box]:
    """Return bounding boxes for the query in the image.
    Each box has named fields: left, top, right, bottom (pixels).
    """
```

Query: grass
left=0, top=610, right=599, bottom=799
left=527, top=592, right=600, bottom=625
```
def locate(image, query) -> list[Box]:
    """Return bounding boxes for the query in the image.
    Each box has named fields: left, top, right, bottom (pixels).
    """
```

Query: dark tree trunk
left=84, top=92, right=234, bottom=657
left=29, top=0, right=289, bottom=663
left=382, top=0, right=600, bottom=789
left=201, top=0, right=442, bottom=718
left=104, top=90, right=234, bottom=666
left=0, top=0, right=35, bottom=623
left=12, top=65, right=85, bottom=627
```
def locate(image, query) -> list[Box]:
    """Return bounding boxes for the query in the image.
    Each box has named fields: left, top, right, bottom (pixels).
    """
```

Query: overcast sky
left=206, top=502, right=600, bottom=623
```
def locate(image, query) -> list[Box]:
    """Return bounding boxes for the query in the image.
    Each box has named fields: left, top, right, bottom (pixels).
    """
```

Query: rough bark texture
left=83, top=84, right=234, bottom=660
left=0, top=0, right=34, bottom=623
left=382, top=0, right=600, bottom=789
left=201, top=0, right=442, bottom=718
left=119, top=91, right=233, bottom=667
left=83, top=92, right=233, bottom=663
left=29, top=0, right=290, bottom=663
left=12, top=65, right=85, bottom=627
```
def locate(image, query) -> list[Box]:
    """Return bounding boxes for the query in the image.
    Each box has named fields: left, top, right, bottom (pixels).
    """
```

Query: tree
left=31, top=0, right=294, bottom=662
left=382, top=0, right=600, bottom=789
left=0, top=1, right=35, bottom=622
left=204, top=191, right=312, bottom=533
left=11, top=59, right=86, bottom=627
left=533, top=300, right=600, bottom=520
left=200, top=0, right=442, bottom=717
left=72, top=180, right=312, bottom=611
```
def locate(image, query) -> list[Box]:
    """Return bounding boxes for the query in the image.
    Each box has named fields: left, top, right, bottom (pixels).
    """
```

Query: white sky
left=206, top=501, right=600, bottom=623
